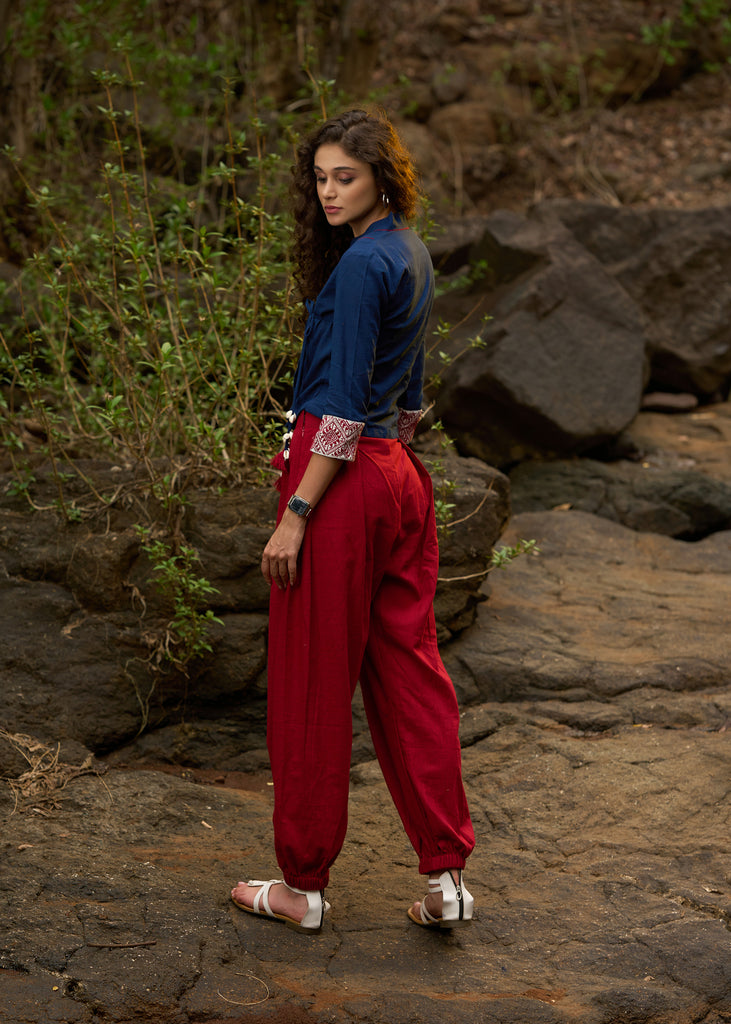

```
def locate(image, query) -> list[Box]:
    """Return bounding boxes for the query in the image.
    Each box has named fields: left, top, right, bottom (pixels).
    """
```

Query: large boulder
left=433, top=209, right=647, bottom=466
left=546, top=200, right=731, bottom=398
left=444, top=508, right=731, bottom=705
left=509, top=457, right=731, bottom=539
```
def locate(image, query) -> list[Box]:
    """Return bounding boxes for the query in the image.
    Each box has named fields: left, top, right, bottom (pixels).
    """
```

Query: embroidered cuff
left=397, top=408, right=423, bottom=445
left=311, top=414, right=365, bottom=461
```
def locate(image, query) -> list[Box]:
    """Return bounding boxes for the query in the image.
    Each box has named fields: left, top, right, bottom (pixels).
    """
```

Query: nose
left=320, top=176, right=336, bottom=198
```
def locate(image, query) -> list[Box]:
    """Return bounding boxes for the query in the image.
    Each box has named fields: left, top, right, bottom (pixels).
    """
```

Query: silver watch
left=287, top=494, right=312, bottom=518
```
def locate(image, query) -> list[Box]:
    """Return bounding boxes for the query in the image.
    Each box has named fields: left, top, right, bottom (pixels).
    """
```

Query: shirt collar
left=361, top=210, right=402, bottom=236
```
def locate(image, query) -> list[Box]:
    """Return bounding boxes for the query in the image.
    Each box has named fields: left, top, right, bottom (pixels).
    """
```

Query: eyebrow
left=313, top=164, right=358, bottom=172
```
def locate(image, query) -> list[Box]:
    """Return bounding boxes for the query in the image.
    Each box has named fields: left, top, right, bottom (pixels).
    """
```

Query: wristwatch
left=287, top=494, right=312, bottom=519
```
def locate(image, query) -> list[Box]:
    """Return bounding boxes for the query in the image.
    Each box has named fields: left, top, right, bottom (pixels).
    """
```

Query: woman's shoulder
left=348, top=219, right=428, bottom=265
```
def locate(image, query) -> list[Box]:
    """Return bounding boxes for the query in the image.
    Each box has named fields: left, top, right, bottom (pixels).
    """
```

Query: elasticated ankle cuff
left=283, top=872, right=329, bottom=891
left=419, top=854, right=467, bottom=875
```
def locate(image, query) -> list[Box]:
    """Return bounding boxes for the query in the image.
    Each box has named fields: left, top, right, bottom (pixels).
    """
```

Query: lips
left=324, top=206, right=340, bottom=214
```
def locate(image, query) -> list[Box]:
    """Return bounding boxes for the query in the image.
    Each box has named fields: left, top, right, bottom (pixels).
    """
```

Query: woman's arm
left=261, top=452, right=343, bottom=590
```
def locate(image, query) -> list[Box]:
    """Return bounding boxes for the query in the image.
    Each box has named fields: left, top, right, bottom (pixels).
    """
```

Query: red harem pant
left=267, top=412, right=475, bottom=891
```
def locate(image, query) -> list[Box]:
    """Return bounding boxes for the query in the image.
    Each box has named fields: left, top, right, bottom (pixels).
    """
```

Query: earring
left=382, top=193, right=390, bottom=205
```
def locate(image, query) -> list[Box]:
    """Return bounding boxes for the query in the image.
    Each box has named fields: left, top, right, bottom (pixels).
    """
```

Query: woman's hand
left=261, top=509, right=307, bottom=590
left=262, top=451, right=343, bottom=589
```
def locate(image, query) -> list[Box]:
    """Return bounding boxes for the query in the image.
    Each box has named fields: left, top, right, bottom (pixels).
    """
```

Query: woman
left=231, top=109, right=475, bottom=933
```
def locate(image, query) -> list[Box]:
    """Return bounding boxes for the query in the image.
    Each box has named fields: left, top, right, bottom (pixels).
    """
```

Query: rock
left=415, top=431, right=510, bottom=640
left=428, top=214, right=493, bottom=275
left=430, top=62, right=469, bottom=105
left=429, top=100, right=498, bottom=147
left=641, top=391, right=699, bottom=413
left=620, top=401, right=731, bottom=485
left=444, top=509, right=731, bottom=704
left=0, top=445, right=503, bottom=753
left=0, top=477, right=277, bottom=751
left=398, top=80, right=435, bottom=122
left=509, top=457, right=731, bottom=539
left=505, top=35, right=688, bottom=104
left=434, top=210, right=646, bottom=466
left=545, top=200, right=731, bottom=399
left=66, top=530, right=140, bottom=611
left=181, top=487, right=278, bottom=612
left=1, top=708, right=729, bottom=1024
left=0, top=578, right=144, bottom=750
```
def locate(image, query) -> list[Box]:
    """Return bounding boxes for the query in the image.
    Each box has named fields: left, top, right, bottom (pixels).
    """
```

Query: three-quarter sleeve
left=310, top=248, right=386, bottom=460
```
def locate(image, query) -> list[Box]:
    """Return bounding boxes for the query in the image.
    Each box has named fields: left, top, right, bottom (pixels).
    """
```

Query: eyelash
left=316, top=177, right=353, bottom=185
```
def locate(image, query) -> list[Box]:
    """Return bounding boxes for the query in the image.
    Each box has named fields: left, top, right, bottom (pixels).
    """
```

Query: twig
left=445, top=489, right=491, bottom=529
left=218, top=972, right=270, bottom=1006
left=86, top=940, right=157, bottom=949
left=437, top=567, right=491, bottom=583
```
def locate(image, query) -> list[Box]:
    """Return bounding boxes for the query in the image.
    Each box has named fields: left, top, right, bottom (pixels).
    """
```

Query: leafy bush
left=1, top=25, right=305, bottom=516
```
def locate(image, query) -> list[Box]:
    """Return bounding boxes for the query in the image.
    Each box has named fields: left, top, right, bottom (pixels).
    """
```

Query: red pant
left=267, top=412, right=475, bottom=890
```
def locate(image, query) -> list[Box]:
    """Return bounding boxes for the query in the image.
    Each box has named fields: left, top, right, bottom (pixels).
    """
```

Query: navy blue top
left=291, top=212, right=434, bottom=438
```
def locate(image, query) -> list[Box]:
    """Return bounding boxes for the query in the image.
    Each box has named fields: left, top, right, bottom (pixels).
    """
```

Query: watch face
left=289, top=495, right=310, bottom=517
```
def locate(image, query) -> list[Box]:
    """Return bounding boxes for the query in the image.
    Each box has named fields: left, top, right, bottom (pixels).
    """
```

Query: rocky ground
left=1, top=702, right=729, bottom=1024
left=2, top=404, right=730, bottom=1024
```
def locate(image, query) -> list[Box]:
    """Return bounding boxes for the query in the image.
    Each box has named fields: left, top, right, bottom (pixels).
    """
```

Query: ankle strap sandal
left=231, top=879, right=330, bottom=933
left=408, top=869, right=474, bottom=929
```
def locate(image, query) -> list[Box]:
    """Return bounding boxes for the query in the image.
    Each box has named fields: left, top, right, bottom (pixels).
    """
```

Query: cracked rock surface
left=1, top=684, right=729, bottom=1024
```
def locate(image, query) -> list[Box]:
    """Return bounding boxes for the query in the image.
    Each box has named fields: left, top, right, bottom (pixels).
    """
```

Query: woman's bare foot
left=231, top=880, right=308, bottom=924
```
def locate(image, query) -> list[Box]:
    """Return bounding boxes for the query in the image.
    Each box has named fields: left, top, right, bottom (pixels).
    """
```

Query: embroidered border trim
left=397, top=408, right=423, bottom=445
left=311, top=415, right=365, bottom=461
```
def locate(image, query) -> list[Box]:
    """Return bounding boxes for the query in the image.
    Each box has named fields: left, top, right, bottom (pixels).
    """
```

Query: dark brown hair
left=290, top=109, right=423, bottom=302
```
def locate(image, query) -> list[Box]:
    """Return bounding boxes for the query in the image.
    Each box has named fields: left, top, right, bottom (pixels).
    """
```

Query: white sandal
left=407, top=869, right=474, bottom=928
left=231, top=879, right=330, bottom=933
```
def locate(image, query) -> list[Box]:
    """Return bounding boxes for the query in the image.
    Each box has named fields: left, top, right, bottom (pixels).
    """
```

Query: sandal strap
left=247, top=878, right=279, bottom=919
left=419, top=898, right=441, bottom=925
left=283, top=880, right=327, bottom=930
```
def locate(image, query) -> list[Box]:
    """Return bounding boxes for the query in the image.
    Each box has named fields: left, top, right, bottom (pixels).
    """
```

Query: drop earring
left=382, top=193, right=390, bottom=205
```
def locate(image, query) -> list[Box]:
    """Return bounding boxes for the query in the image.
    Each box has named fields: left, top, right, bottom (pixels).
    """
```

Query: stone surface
left=1, top=701, right=729, bottom=1024
left=434, top=210, right=646, bottom=466
left=444, top=509, right=731, bottom=704
left=620, top=403, right=731, bottom=485
left=509, top=456, right=731, bottom=539
left=545, top=200, right=731, bottom=399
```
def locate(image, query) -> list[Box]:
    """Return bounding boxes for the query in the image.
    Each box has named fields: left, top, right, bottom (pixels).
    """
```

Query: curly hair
left=290, top=109, right=423, bottom=302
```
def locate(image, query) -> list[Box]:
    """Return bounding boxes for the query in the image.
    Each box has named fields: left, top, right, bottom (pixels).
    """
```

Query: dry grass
left=0, top=729, right=105, bottom=812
